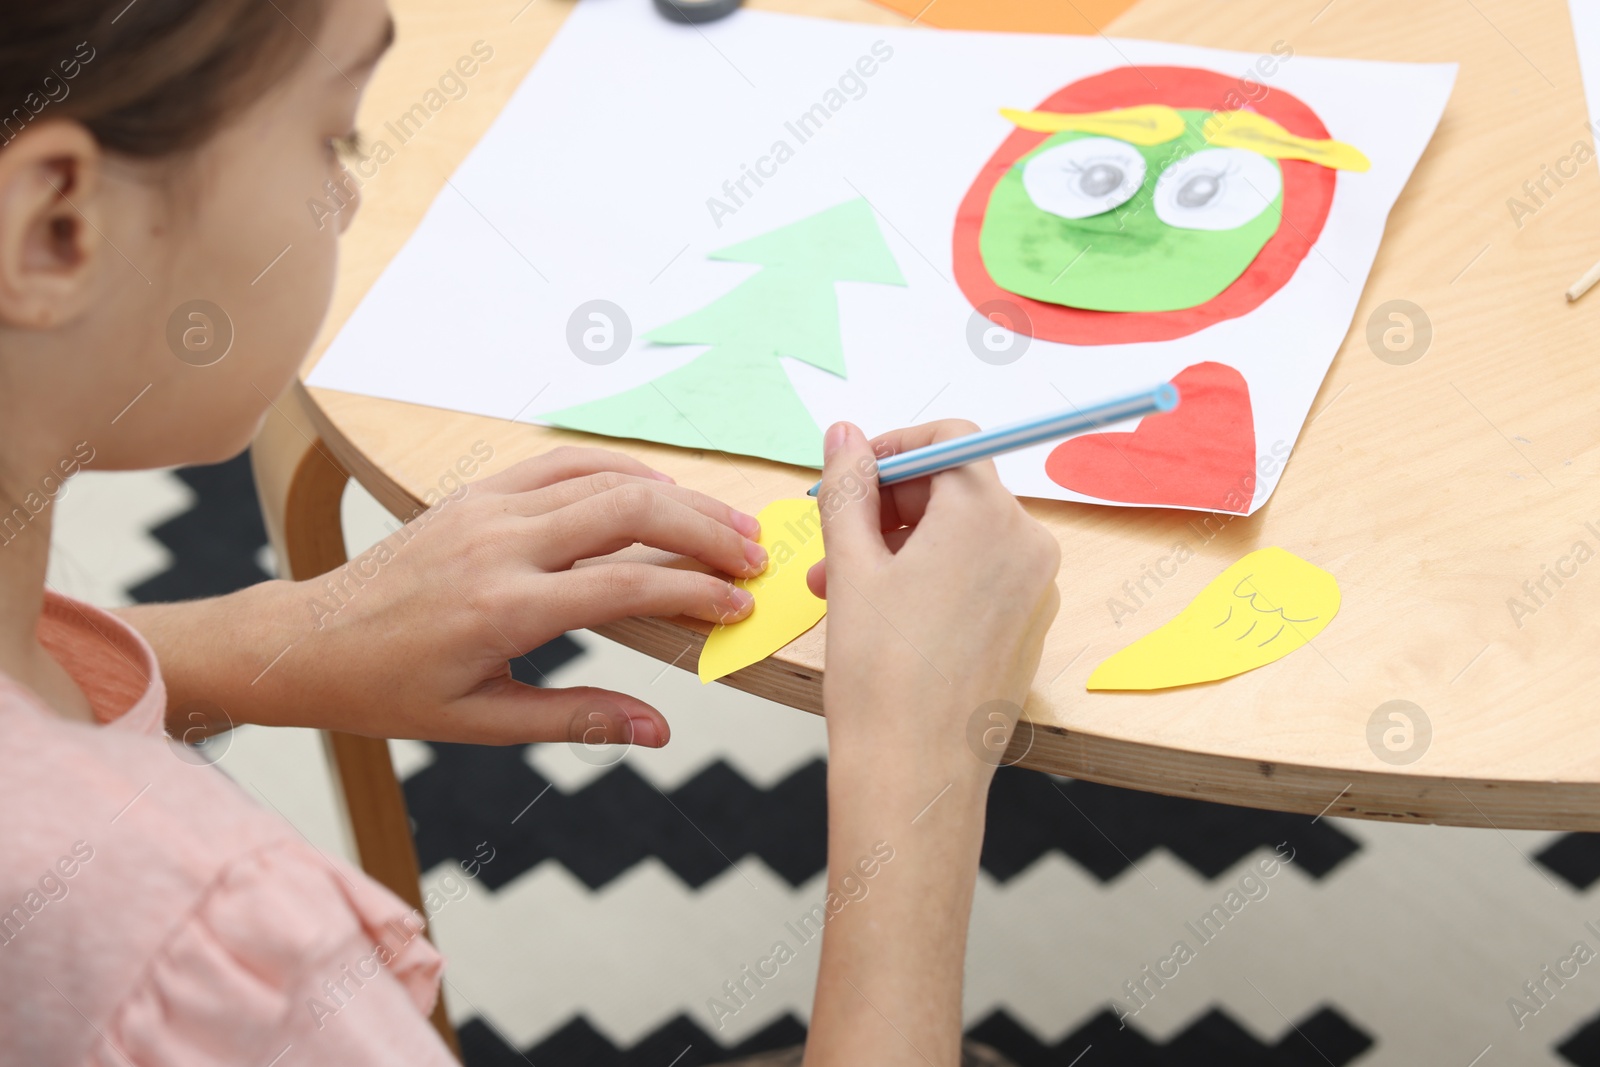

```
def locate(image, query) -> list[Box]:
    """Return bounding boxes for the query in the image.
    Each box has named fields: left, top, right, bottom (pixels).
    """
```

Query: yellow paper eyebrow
left=999, top=104, right=1186, bottom=146
left=1202, top=110, right=1370, bottom=172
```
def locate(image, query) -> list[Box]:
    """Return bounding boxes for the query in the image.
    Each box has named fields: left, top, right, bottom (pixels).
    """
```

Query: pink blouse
left=0, top=593, right=455, bottom=1066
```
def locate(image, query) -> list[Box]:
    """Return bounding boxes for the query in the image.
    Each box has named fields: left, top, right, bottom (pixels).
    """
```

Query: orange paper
left=866, top=0, right=1139, bottom=34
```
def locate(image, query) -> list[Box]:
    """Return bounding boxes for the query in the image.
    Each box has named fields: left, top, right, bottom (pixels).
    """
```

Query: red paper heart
left=1046, top=362, right=1257, bottom=512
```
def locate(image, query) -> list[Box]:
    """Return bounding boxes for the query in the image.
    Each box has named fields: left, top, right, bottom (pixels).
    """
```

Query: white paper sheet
left=309, top=2, right=1455, bottom=514
left=1571, top=0, right=1600, bottom=133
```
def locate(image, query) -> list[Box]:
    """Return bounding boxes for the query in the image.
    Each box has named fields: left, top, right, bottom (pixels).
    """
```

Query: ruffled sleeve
left=92, top=841, right=454, bottom=1067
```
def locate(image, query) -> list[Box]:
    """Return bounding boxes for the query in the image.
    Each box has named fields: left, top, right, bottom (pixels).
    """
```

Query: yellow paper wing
left=1202, top=110, right=1370, bottom=172
left=1087, top=547, right=1340, bottom=691
left=999, top=105, right=1186, bottom=146
left=698, top=498, right=828, bottom=684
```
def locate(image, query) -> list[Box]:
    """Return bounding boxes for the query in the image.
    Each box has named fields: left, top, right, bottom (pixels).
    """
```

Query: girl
left=0, top=0, right=1061, bottom=1064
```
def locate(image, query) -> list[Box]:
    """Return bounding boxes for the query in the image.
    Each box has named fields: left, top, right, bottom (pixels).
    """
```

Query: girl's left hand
left=136, top=446, right=766, bottom=749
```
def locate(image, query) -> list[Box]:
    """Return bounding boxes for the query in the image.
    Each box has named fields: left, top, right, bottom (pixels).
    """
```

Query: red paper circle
left=953, top=66, right=1338, bottom=346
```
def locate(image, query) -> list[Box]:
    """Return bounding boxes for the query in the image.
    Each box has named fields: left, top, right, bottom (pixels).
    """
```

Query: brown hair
left=0, top=0, right=322, bottom=155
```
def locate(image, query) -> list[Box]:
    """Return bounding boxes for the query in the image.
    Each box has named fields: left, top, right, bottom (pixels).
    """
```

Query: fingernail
left=728, top=585, right=755, bottom=618
left=650, top=470, right=676, bottom=484
left=730, top=509, right=761, bottom=538
left=823, top=422, right=849, bottom=459
left=627, top=716, right=662, bottom=747
left=743, top=539, right=768, bottom=576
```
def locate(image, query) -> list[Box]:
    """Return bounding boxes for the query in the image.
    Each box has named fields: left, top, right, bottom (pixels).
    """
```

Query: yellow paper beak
left=999, top=104, right=1187, bottom=146
left=1202, top=110, right=1370, bottom=172
left=697, top=499, right=828, bottom=684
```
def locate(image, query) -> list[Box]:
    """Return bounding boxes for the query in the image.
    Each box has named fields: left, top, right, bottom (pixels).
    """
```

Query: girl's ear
left=0, top=120, right=105, bottom=330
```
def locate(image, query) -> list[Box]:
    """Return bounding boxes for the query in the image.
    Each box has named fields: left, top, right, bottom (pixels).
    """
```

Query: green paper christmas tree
left=542, top=198, right=905, bottom=467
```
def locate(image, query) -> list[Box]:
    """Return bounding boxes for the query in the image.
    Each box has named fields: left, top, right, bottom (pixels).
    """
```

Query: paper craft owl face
left=954, top=66, right=1366, bottom=345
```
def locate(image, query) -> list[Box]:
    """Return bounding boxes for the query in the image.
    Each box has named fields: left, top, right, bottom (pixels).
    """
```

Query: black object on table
left=653, top=0, right=743, bottom=23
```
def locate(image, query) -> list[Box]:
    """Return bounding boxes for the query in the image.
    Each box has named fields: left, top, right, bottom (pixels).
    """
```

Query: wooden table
left=264, top=0, right=1600, bottom=946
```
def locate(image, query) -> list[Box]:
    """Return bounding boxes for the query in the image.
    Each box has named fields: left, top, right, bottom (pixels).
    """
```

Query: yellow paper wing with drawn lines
left=699, top=498, right=828, bottom=684
left=1087, top=547, right=1340, bottom=691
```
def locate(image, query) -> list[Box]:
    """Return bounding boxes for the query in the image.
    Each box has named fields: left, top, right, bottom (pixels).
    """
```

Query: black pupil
left=1079, top=163, right=1123, bottom=198
left=1177, top=173, right=1220, bottom=208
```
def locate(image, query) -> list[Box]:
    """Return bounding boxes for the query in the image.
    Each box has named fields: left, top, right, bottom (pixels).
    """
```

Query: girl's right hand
left=804, top=421, right=1061, bottom=1066
left=813, top=420, right=1061, bottom=791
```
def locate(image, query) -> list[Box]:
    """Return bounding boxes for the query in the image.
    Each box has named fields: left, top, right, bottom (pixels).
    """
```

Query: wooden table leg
left=251, top=389, right=462, bottom=1060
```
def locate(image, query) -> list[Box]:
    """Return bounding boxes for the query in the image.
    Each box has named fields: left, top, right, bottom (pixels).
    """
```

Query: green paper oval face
left=978, top=110, right=1282, bottom=314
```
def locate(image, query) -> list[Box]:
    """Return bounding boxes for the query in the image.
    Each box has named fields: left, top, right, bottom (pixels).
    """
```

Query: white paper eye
left=1152, top=147, right=1281, bottom=231
left=1020, top=137, right=1147, bottom=220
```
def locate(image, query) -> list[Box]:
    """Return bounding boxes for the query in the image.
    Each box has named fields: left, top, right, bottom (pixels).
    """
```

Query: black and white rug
left=46, top=455, right=1600, bottom=1066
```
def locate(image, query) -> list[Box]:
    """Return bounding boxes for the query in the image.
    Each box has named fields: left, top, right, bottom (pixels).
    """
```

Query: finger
left=865, top=422, right=956, bottom=531
left=816, top=421, right=887, bottom=565
left=477, top=446, right=673, bottom=495
left=532, top=485, right=766, bottom=578
left=507, top=470, right=760, bottom=538
left=865, top=419, right=984, bottom=460
left=438, top=681, right=673, bottom=747
left=535, top=563, right=756, bottom=632
left=805, top=526, right=912, bottom=599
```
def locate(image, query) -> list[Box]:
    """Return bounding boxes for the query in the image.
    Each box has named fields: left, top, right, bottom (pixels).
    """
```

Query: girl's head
left=0, top=0, right=391, bottom=477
